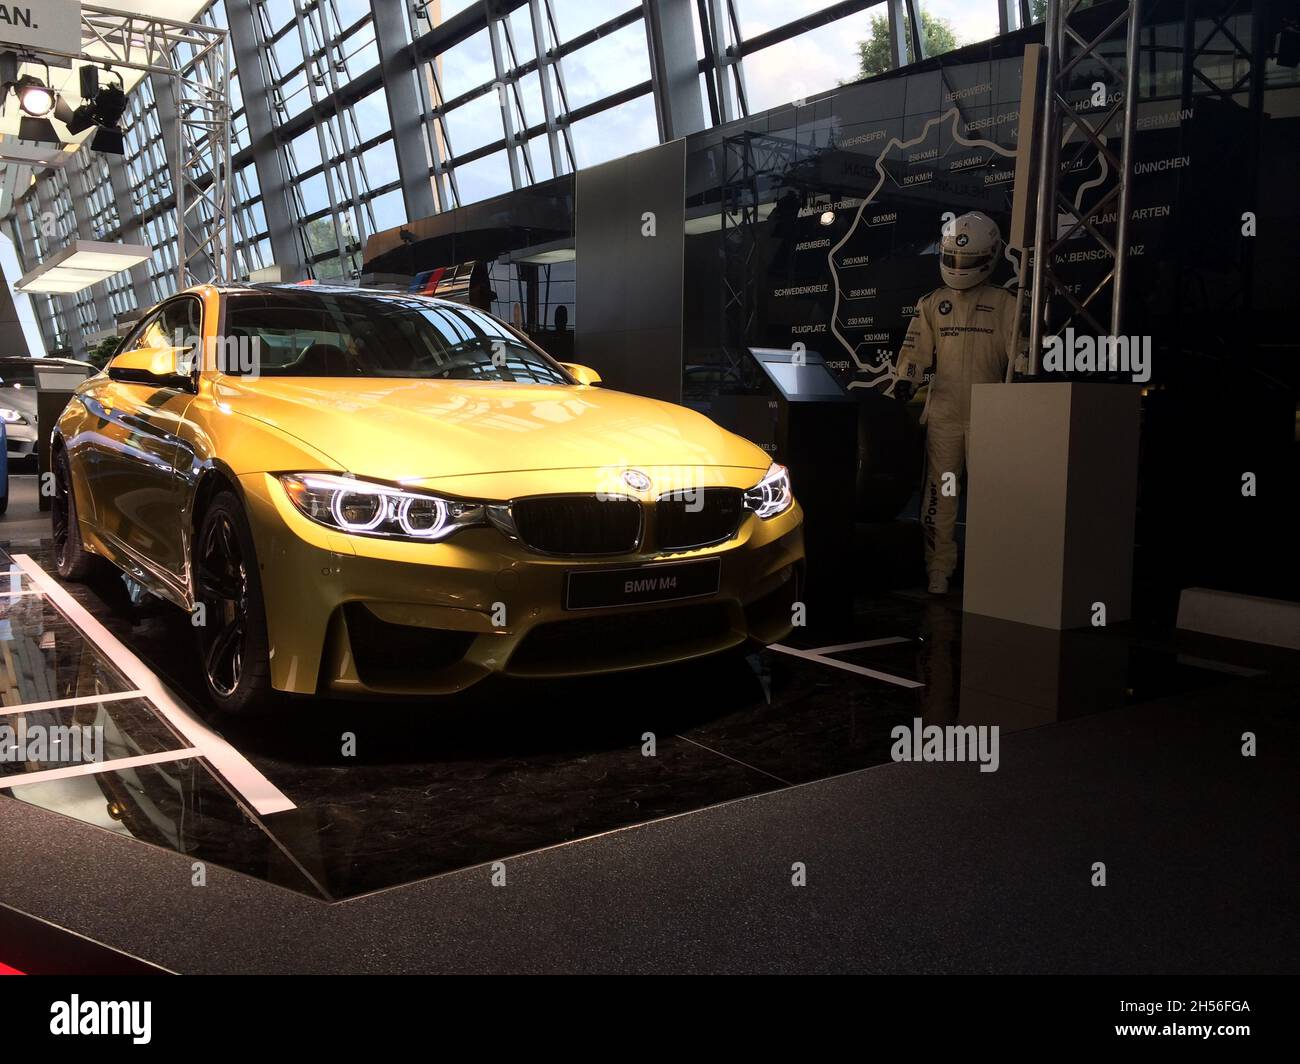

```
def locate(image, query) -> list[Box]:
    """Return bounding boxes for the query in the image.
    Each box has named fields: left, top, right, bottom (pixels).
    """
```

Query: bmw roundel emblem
left=956, top=233, right=969, bottom=246
left=938, top=299, right=953, bottom=315
left=622, top=469, right=652, bottom=492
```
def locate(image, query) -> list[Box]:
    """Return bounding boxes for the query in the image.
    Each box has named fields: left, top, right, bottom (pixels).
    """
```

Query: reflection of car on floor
left=0, top=356, right=98, bottom=462
left=51, top=284, right=804, bottom=714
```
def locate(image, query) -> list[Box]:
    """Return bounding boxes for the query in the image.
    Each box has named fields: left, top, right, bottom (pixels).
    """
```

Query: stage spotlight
left=93, top=82, right=127, bottom=126
left=16, top=74, right=54, bottom=117
left=66, top=68, right=128, bottom=154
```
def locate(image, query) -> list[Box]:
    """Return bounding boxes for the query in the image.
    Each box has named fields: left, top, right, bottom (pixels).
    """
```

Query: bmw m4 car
left=52, top=285, right=804, bottom=713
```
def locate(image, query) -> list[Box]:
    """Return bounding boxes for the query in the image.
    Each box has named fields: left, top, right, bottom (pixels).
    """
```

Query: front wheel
left=193, top=492, right=276, bottom=715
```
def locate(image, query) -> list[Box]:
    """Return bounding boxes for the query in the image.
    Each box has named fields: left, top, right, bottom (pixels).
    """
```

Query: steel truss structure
left=1027, top=0, right=1141, bottom=367
left=31, top=4, right=233, bottom=293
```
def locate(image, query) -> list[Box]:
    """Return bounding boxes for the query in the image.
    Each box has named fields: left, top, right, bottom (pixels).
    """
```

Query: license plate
left=565, top=558, right=722, bottom=610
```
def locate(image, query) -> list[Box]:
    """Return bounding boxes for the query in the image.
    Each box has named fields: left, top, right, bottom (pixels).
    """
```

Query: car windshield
left=224, top=291, right=571, bottom=384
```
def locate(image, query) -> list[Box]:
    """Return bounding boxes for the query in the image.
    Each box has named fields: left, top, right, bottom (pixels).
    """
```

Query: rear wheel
left=52, top=448, right=102, bottom=580
left=193, top=492, right=276, bottom=715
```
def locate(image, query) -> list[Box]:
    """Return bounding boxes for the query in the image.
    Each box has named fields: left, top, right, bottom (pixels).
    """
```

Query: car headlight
left=0, top=407, right=26, bottom=424
left=743, top=463, right=793, bottom=519
left=278, top=473, right=485, bottom=542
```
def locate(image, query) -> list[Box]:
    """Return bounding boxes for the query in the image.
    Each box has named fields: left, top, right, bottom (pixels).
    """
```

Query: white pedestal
left=963, top=382, right=1141, bottom=630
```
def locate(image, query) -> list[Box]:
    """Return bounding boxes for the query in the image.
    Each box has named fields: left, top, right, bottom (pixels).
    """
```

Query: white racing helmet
left=940, top=211, right=1003, bottom=290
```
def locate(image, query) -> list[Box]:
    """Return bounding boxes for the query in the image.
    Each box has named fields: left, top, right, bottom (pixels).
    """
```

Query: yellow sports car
left=52, top=284, right=804, bottom=713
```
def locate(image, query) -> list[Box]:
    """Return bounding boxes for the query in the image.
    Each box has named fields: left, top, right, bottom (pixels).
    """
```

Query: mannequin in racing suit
left=894, top=213, right=1016, bottom=595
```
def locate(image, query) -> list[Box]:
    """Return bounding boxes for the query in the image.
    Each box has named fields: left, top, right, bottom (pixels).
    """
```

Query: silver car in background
left=0, top=356, right=98, bottom=461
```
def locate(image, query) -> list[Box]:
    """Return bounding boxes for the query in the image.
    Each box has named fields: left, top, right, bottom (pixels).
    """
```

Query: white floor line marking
left=0, top=747, right=201, bottom=790
left=805, top=636, right=913, bottom=655
left=13, top=555, right=296, bottom=815
left=0, top=690, right=145, bottom=717
left=769, top=643, right=925, bottom=689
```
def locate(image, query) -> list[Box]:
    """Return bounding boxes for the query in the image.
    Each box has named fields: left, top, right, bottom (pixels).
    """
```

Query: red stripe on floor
left=0, top=962, right=24, bottom=975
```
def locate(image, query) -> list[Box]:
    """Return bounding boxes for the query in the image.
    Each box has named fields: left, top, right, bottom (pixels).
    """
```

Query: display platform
left=0, top=475, right=1295, bottom=972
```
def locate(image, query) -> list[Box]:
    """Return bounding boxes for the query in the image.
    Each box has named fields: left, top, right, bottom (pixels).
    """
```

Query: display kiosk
left=742, top=348, right=857, bottom=627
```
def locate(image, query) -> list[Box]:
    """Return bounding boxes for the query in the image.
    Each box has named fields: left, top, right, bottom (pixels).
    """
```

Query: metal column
left=228, top=7, right=306, bottom=278
left=370, top=0, right=438, bottom=221
left=643, top=0, right=707, bottom=142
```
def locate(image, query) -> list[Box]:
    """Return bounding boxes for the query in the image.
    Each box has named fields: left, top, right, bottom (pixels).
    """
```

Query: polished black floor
left=0, top=476, right=1258, bottom=901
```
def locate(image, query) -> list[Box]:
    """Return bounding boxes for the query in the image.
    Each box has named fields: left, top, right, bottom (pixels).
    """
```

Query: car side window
left=120, top=309, right=165, bottom=353
left=161, top=298, right=201, bottom=347
left=122, top=300, right=201, bottom=351
left=116, top=298, right=203, bottom=374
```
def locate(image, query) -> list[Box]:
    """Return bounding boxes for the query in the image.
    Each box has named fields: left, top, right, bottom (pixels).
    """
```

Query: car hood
left=213, top=376, right=771, bottom=480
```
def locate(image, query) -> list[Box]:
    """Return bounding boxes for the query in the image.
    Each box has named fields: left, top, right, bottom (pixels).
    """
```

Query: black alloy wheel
left=192, top=492, right=275, bottom=714
left=195, top=508, right=249, bottom=698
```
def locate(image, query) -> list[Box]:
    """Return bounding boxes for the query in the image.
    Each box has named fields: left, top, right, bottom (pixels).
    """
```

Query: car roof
left=208, top=282, right=461, bottom=311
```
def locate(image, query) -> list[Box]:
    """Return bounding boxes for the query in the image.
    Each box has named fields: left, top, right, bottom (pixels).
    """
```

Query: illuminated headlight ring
left=278, top=473, right=485, bottom=542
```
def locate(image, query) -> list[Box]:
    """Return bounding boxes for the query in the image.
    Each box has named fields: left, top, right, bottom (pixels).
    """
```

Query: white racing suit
left=895, top=283, right=1016, bottom=579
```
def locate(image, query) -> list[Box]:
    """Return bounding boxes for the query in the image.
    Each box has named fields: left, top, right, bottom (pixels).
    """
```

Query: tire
left=52, top=448, right=103, bottom=580
left=192, top=491, right=277, bottom=715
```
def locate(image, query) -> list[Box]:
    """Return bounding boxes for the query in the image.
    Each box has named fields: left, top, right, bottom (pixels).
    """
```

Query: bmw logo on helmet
left=622, top=469, right=652, bottom=492
left=956, top=233, right=969, bottom=247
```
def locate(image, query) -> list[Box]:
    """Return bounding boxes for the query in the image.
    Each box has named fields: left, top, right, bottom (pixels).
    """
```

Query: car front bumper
left=238, top=471, right=805, bottom=696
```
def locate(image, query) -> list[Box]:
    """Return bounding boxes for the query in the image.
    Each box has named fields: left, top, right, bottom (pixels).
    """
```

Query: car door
left=92, top=296, right=202, bottom=600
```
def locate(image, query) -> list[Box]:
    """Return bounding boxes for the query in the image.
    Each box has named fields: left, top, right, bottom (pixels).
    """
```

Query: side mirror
left=560, top=362, right=602, bottom=386
left=107, top=347, right=197, bottom=391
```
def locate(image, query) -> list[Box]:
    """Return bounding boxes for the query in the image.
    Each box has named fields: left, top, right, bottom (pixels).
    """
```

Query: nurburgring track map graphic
left=827, top=108, right=1017, bottom=395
